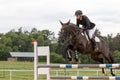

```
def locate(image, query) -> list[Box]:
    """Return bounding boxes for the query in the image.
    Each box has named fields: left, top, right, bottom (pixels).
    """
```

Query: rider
left=75, top=10, right=98, bottom=51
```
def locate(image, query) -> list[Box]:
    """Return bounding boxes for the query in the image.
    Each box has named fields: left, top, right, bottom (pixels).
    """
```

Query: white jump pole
left=34, top=41, right=38, bottom=80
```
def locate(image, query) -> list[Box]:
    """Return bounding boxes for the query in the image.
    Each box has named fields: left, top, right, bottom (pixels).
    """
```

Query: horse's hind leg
left=109, top=53, right=115, bottom=76
left=91, top=53, right=107, bottom=76
left=103, top=53, right=115, bottom=76
left=110, top=68, right=115, bottom=76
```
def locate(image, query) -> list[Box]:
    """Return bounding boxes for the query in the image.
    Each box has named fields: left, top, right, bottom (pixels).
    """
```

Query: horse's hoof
left=69, top=58, right=74, bottom=63
left=68, top=58, right=72, bottom=61
left=69, top=61, right=73, bottom=64
left=103, top=73, right=107, bottom=76
left=77, top=59, right=81, bottom=64
left=112, top=74, right=115, bottom=76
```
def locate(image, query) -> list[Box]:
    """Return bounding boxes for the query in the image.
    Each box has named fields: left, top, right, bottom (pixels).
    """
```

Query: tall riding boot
left=91, top=39, right=95, bottom=50
left=91, top=38, right=98, bottom=51
left=94, top=42, right=99, bottom=51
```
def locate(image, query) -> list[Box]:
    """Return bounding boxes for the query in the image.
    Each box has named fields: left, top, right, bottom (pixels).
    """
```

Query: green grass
left=0, top=61, right=33, bottom=70
left=0, top=61, right=34, bottom=80
left=0, top=61, right=120, bottom=80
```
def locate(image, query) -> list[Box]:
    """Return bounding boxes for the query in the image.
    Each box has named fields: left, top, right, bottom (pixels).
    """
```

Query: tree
left=31, top=28, right=37, bottom=34
left=0, top=36, right=12, bottom=60
left=114, top=50, right=120, bottom=63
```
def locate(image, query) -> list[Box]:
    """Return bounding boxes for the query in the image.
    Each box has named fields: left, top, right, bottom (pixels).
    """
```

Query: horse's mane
left=69, top=23, right=78, bottom=28
left=64, top=23, right=79, bottom=31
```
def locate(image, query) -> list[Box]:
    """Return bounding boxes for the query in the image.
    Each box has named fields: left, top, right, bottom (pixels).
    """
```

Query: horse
left=58, top=20, right=115, bottom=76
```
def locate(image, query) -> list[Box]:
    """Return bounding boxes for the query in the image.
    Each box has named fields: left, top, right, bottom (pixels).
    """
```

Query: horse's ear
left=66, top=20, right=70, bottom=25
left=59, top=20, right=63, bottom=25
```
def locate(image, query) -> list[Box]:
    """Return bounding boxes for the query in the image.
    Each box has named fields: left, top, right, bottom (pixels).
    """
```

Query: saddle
left=77, top=27, right=99, bottom=51
left=83, top=30, right=99, bottom=51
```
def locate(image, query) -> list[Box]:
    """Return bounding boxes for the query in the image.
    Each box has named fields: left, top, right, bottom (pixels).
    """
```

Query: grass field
left=0, top=61, right=120, bottom=80
left=0, top=61, right=33, bottom=70
left=0, top=61, right=34, bottom=80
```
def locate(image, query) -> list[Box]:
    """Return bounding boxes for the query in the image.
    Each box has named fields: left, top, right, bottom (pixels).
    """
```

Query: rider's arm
left=83, top=15, right=95, bottom=30
left=76, top=19, right=79, bottom=27
left=84, top=16, right=92, bottom=30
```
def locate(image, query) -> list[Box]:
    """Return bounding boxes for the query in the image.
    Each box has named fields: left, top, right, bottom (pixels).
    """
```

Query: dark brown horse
left=59, top=20, right=115, bottom=76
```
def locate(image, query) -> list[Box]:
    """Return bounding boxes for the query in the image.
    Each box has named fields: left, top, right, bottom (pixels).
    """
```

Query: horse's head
left=59, top=20, right=70, bottom=43
left=59, top=20, right=82, bottom=43
left=59, top=20, right=89, bottom=54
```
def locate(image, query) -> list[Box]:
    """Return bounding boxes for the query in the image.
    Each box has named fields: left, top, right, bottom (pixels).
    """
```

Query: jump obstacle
left=38, top=64, right=120, bottom=68
left=50, top=76, right=120, bottom=80
left=33, top=41, right=120, bottom=80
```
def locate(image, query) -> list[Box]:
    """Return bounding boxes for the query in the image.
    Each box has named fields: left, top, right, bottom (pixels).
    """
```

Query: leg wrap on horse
left=74, top=50, right=79, bottom=62
left=67, top=50, right=72, bottom=61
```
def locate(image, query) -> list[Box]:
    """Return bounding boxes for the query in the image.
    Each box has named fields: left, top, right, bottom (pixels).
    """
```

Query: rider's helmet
left=75, top=10, right=83, bottom=15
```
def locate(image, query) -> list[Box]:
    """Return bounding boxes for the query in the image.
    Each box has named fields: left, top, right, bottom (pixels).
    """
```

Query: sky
left=0, top=0, right=120, bottom=37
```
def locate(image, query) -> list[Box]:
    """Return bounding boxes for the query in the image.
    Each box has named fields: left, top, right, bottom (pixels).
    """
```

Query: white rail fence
left=0, top=70, right=33, bottom=80
left=0, top=70, right=120, bottom=80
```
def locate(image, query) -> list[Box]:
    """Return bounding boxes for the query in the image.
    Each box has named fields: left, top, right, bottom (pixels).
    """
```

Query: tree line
left=0, top=28, right=120, bottom=63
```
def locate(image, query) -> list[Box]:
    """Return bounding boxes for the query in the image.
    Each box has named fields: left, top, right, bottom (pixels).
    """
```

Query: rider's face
left=76, top=14, right=82, bottom=19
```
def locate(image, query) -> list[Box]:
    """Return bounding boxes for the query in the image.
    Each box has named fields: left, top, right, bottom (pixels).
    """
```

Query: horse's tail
left=109, top=51, right=114, bottom=63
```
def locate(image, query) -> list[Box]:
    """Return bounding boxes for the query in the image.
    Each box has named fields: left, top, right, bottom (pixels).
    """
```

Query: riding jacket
left=76, top=15, right=95, bottom=30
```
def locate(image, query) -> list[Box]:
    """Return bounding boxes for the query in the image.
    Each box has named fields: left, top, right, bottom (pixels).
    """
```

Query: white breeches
left=89, top=28, right=95, bottom=39
left=87, top=28, right=100, bottom=42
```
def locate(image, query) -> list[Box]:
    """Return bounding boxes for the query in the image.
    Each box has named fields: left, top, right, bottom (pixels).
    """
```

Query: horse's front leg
left=74, top=50, right=81, bottom=64
left=67, top=49, right=73, bottom=63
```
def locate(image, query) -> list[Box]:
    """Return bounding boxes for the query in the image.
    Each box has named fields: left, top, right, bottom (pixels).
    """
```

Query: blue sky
left=0, top=0, right=120, bottom=37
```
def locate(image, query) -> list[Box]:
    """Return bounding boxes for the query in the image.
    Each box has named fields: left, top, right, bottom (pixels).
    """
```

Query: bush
left=50, top=52, right=65, bottom=63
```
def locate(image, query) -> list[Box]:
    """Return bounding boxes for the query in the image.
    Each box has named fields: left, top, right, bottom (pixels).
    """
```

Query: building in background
left=9, top=52, right=34, bottom=62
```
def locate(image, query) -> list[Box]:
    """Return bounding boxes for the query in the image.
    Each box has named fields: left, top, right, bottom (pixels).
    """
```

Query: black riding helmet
left=75, top=10, right=83, bottom=15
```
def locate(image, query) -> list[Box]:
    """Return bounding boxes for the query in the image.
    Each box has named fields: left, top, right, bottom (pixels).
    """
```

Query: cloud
left=0, top=0, right=120, bottom=37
